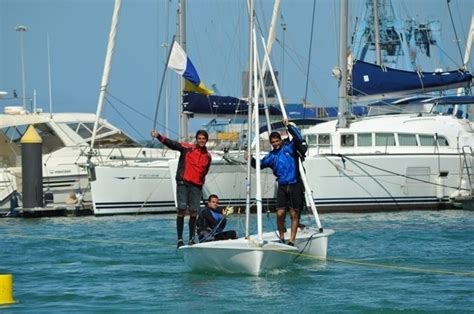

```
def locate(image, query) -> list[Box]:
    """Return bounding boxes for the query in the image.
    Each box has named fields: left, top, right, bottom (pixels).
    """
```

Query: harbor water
left=1, top=210, right=473, bottom=312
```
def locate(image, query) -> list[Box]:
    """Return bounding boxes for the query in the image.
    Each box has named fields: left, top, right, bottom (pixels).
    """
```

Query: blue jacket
left=252, top=124, right=303, bottom=185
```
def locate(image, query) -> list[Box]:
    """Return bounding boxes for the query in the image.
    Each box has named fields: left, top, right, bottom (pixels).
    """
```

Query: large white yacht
left=300, top=97, right=474, bottom=212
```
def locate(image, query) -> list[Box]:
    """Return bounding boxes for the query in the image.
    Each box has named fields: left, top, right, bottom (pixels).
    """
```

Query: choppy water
left=1, top=210, right=473, bottom=312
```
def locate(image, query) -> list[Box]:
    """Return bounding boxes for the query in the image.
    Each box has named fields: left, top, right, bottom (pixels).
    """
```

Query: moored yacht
left=301, top=96, right=474, bottom=212
left=0, top=107, right=171, bottom=212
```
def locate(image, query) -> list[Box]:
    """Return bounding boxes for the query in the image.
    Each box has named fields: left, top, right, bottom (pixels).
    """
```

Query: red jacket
left=157, top=135, right=211, bottom=187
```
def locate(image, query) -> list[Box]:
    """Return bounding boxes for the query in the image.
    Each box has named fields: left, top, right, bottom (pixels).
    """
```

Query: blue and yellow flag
left=167, top=41, right=214, bottom=96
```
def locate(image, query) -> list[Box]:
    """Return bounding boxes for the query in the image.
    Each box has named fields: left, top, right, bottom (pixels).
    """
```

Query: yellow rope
left=295, top=251, right=474, bottom=277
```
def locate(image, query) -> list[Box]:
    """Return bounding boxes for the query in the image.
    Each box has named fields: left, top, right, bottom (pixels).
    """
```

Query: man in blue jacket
left=247, top=118, right=304, bottom=246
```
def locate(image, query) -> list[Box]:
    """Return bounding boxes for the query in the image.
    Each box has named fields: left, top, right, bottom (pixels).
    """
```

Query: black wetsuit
left=197, top=207, right=237, bottom=242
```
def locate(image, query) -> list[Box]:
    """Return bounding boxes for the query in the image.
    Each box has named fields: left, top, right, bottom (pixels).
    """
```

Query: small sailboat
left=181, top=0, right=337, bottom=273
left=180, top=1, right=300, bottom=275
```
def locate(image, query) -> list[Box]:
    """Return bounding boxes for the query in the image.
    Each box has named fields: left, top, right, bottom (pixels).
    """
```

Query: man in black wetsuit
left=197, top=194, right=237, bottom=242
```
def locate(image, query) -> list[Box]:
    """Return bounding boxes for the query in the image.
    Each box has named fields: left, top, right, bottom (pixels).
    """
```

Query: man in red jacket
left=151, top=129, right=212, bottom=248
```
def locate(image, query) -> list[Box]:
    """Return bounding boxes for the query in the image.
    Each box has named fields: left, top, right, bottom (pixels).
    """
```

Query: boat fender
left=87, top=162, right=96, bottom=182
left=44, top=188, right=54, bottom=206
left=9, top=193, right=19, bottom=211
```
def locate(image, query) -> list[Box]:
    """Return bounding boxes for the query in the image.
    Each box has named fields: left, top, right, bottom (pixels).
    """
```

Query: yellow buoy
left=0, top=274, right=15, bottom=305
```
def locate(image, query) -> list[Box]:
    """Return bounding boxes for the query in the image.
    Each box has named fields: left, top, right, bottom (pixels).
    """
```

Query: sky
left=0, top=0, right=473, bottom=142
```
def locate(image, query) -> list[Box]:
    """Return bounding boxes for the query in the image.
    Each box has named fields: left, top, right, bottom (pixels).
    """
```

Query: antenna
left=47, top=34, right=53, bottom=117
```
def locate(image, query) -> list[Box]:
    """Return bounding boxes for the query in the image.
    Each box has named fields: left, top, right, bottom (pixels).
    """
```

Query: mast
left=90, top=0, right=121, bottom=150
left=178, top=0, right=188, bottom=140
left=457, top=12, right=473, bottom=97
left=253, top=25, right=263, bottom=241
left=245, top=0, right=254, bottom=239
left=463, top=12, right=474, bottom=70
left=372, top=0, right=382, bottom=65
left=337, top=0, right=349, bottom=129
left=261, top=0, right=281, bottom=132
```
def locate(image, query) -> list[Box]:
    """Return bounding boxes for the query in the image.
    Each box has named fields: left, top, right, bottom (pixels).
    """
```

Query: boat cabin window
left=1, top=123, right=65, bottom=155
left=0, top=126, right=25, bottom=166
left=357, top=133, right=372, bottom=146
left=318, top=134, right=331, bottom=146
left=419, top=134, right=436, bottom=146
left=2, top=125, right=27, bottom=143
left=436, top=136, right=449, bottom=146
left=375, top=133, right=396, bottom=146
left=67, top=122, right=95, bottom=139
left=92, top=133, right=140, bottom=148
left=35, top=123, right=65, bottom=153
left=418, top=134, right=448, bottom=147
left=341, top=134, right=354, bottom=147
left=398, top=133, right=418, bottom=146
left=67, top=122, right=117, bottom=141
left=306, top=134, right=317, bottom=147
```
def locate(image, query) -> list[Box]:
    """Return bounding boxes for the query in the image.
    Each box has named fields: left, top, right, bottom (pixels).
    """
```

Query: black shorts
left=176, top=181, right=202, bottom=212
left=276, top=183, right=303, bottom=211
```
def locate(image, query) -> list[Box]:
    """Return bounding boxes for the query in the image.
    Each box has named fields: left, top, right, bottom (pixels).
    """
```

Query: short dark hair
left=208, top=194, right=219, bottom=202
left=269, top=131, right=281, bottom=141
left=196, top=129, right=209, bottom=141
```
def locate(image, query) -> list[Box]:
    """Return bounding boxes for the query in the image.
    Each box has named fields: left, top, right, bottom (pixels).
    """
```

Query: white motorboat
left=0, top=108, right=170, bottom=212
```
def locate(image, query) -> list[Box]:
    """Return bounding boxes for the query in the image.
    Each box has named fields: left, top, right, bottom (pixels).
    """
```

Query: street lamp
left=15, top=25, right=28, bottom=109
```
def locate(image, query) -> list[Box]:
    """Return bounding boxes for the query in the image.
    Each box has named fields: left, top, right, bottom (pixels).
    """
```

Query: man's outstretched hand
left=151, top=129, right=160, bottom=139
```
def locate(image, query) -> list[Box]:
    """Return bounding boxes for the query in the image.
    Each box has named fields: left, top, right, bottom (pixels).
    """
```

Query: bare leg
left=289, top=207, right=299, bottom=243
left=276, top=208, right=286, bottom=241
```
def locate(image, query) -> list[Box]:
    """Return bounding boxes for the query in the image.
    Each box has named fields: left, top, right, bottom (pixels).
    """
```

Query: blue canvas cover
left=183, top=92, right=369, bottom=119
left=182, top=92, right=282, bottom=116
left=350, top=60, right=472, bottom=101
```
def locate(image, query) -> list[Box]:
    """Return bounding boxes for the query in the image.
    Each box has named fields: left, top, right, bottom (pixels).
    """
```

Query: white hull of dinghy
left=260, top=227, right=335, bottom=259
left=180, top=238, right=298, bottom=276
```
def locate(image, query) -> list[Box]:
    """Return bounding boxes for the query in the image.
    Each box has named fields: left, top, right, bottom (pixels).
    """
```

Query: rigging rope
left=303, top=0, right=317, bottom=107
left=106, top=92, right=180, bottom=139
left=446, top=0, right=465, bottom=65
left=336, top=154, right=469, bottom=191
